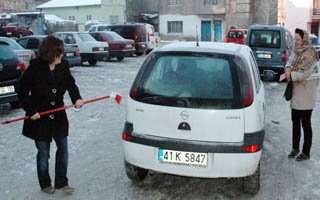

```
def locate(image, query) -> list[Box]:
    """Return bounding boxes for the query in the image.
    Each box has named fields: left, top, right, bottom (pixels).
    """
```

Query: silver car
left=0, top=37, right=35, bottom=67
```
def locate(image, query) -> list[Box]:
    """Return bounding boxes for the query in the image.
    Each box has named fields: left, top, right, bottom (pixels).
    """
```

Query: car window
left=249, top=30, right=281, bottom=48
left=91, top=33, right=102, bottom=41
left=138, top=53, right=241, bottom=109
left=249, top=51, right=261, bottom=91
left=228, top=31, right=243, bottom=38
left=78, top=33, right=96, bottom=42
left=26, top=38, right=40, bottom=49
left=6, top=22, right=19, bottom=26
left=97, top=26, right=107, bottom=31
left=0, top=38, right=24, bottom=50
left=63, top=34, right=77, bottom=44
left=285, top=31, right=293, bottom=49
left=0, top=44, right=16, bottom=60
left=105, top=32, right=124, bottom=41
left=17, top=38, right=27, bottom=47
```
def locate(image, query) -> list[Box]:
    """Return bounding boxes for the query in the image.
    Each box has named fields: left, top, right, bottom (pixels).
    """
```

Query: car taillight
left=122, top=133, right=133, bottom=141
left=281, top=50, right=287, bottom=62
left=75, top=50, right=80, bottom=57
left=243, top=144, right=259, bottom=153
left=148, top=32, right=150, bottom=42
left=239, top=63, right=254, bottom=107
left=17, top=62, right=27, bottom=71
left=129, top=86, right=137, bottom=100
left=30, top=53, right=36, bottom=60
left=134, top=31, right=138, bottom=41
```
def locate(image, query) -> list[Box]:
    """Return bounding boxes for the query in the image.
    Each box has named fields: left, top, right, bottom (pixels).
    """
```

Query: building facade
left=0, top=0, right=48, bottom=13
left=37, top=0, right=126, bottom=31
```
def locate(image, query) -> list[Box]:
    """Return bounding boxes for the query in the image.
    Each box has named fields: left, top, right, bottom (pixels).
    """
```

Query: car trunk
left=0, top=58, right=20, bottom=81
left=132, top=102, right=244, bottom=142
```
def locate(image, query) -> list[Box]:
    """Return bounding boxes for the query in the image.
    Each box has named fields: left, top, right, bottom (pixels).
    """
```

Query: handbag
left=284, top=81, right=293, bottom=101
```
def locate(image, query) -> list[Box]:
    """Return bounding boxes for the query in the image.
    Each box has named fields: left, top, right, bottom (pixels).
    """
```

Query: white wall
left=285, top=0, right=312, bottom=34
left=159, top=14, right=202, bottom=40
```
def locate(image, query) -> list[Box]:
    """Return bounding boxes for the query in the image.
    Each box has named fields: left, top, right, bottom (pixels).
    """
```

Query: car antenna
left=196, top=25, right=199, bottom=47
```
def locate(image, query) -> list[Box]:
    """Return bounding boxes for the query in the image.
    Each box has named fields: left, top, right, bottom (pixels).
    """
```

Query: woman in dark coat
left=18, top=35, right=84, bottom=194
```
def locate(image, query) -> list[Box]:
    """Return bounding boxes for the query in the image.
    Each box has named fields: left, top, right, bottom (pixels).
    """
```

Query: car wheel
left=88, top=59, right=97, bottom=66
left=10, top=101, right=21, bottom=109
left=243, top=162, right=260, bottom=194
left=117, top=56, right=124, bottom=61
left=125, top=161, right=149, bottom=182
left=136, top=52, right=143, bottom=56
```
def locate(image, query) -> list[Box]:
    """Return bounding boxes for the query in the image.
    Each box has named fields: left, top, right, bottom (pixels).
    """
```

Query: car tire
left=88, top=59, right=97, bottom=66
left=10, top=101, right=21, bottom=109
left=243, top=162, right=260, bottom=195
left=125, top=161, right=149, bottom=182
left=136, top=52, right=143, bottom=56
left=117, top=56, right=124, bottom=61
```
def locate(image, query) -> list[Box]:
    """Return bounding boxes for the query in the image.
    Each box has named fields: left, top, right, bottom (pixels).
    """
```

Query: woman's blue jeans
left=35, top=136, right=68, bottom=189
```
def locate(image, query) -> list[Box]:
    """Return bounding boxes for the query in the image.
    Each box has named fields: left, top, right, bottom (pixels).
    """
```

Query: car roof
left=21, top=35, right=47, bottom=39
left=248, top=24, right=287, bottom=31
left=107, top=22, right=146, bottom=27
left=155, top=42, right=244, bottom=55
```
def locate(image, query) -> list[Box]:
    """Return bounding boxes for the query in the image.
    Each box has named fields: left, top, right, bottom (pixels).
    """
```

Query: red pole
left=1, top=94, right=121, bottom=125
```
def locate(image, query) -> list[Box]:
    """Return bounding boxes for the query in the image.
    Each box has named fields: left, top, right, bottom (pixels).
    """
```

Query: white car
left=87, top=24, right=109, bottom=32
left=122, top=42, right=266, bottom=194
left=53, top=32, right=109, bottom=66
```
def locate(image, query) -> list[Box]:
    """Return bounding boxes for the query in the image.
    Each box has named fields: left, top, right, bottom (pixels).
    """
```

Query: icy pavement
left=1, top=56, right=320, bottom=199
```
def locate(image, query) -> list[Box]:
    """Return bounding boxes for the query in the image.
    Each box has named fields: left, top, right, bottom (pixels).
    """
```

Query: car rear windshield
left=249, top=30, right=281, bottom=48
left=78, top=33, right=96, bottom=42
left=105, top=32, right=125, bottom=41
left=106, top=25, right=146, bottom=42
left=133, top=52, right=242, bottom=109
left=0, top=45, right=16, bottom=60
left=310, top=37, right=319, bottom=45
left=0, top=38, right=24, bottom=50
left=228, top=31, right=244, bottom=38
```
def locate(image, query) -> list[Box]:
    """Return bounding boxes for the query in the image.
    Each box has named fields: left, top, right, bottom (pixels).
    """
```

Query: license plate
left=6, top=32, right=12, bottom=36
left=0, top=86, right=15, bottom=94
left=141, top=44, right=146, bottom=48
left=99, top=47, right=104, bottom=51
left=125, top=44, right=132, bottom=48
left=66, top=52, right=74, bottom=57
left=158, top=149, right=208, bottom=166
left=257, top=53, right=271, bottom=59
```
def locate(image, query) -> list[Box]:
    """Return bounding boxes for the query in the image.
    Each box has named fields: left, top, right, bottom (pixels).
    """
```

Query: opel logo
left=0, top=64, right=3, bottom=71
left=180, top=111, right=189, bottom=120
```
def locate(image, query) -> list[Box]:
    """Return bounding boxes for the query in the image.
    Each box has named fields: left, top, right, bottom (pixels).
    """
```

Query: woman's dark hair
left=39, top=35, right=64, bottom=64
left=295, top=28, right=304, bottom=40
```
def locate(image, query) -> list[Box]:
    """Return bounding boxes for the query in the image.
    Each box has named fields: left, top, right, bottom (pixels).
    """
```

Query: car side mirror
left=263, top=70, right=276, bottom=81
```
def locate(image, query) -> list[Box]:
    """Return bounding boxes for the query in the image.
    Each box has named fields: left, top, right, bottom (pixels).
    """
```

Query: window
left=249, top=30, right=281, bottom=48
left=26, top=38, right=40, bottom=49
left=63, top=34, right=76, bottom=44
left=86, top=15, right=92, bottom=21
left=69, top=16, right=75, bottom=21
left=168, top=0, right=182, bottom=5
left=168, top=21, right=183, bottom=33
left=110, top=16, right=119, bottom=24
left=204, top=0, right=217, bottom=5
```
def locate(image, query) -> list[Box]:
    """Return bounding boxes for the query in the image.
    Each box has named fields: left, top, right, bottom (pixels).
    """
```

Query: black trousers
left=291, top=109, right=313, bottom=155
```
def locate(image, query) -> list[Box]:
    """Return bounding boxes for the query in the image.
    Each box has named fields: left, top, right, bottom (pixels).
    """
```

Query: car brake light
left=17, top=62, right=27, bottom=71
left=75, top=50, right=80, bottom=57
left=282, top=50, right=287, bottom=62
left=122, top=133, right=133, bottom=141
left=134, top=31, right=138, bottom=41
left=30, top=53, right=36, bottom=60
left=148, top=32, right=150, bottom=42
left=239, top=61, right=254, bottom=107
left=243, top=144, right=259, bottom=153
left=129, top=86, right=137, bottom=100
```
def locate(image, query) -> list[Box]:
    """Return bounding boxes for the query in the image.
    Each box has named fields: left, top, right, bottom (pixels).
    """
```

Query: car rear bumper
left=122, top=122, right=264, bottom=178
left=135, top=43, right=148, bottom=53
left=110, top=49, right=136, bottom=57
left=256, top=62, right=286, bottom=75
left=0, top=93, right=19, bottom=104
left=63, top=56, right=81, bottom=67
left=80, top=52, right=109, bottom=62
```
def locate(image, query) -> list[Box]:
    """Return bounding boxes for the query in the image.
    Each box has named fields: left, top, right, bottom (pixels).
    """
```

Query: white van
left=122, top=42, right=266, bottom=194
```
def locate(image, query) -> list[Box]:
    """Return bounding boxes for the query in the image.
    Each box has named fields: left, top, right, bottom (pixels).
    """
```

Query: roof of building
left=37, top=0, right=101, bottom=9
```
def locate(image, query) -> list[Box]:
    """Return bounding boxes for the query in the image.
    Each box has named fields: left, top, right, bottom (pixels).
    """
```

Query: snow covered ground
left=1, top=56, right=320, bottom=199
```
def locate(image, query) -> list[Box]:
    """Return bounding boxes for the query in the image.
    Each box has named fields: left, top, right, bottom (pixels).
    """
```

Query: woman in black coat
left=18, top=35, right=84, bottom=194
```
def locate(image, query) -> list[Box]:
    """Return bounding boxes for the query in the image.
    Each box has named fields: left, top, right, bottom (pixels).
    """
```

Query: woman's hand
left=30, top=112, right=40, bottom=120
left=285, top=67, right=292, bottom=81
left=75, top=99, right=84, bottom=109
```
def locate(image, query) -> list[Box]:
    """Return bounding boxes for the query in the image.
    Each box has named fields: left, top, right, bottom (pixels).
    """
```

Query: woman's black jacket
left=18, top=59, right=82, bottom=141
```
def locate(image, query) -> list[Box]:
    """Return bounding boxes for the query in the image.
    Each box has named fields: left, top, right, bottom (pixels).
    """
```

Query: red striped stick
left=1, top=93, right=122, bottom=125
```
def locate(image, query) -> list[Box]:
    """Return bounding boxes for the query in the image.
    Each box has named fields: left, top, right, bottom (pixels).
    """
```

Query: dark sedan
left=17, top=35, right=82, bottom=67
left=90, top=31, right=135, bottom=61
left=0, top=42, right=25, bottom=108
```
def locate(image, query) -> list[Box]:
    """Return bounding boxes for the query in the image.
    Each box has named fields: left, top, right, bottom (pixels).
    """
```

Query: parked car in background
left=309, top=34, right=320, bottom=57
left=0, top=37, right=36, bottom=67
left=0, top=42, right=26, bottom=108
left=145, top=23, right=157, bottom=53
left=226, top=29, right=246, bottom=44
left=2, top=22, right=33, bottom=38
left=53, top=32, right=109, bottom=66
left=90, top=31, right=135, bottom=61
left=122, top=42, right=266, bottom=195
left=87, top=24, right=109, bottom=32
left=17, top=35, right=81, bottom=67
left=0, top=26, right=7, bottom=36
left=104, top=23, right=148, bottom=56
left=246, top=25, right=293, bottom=80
